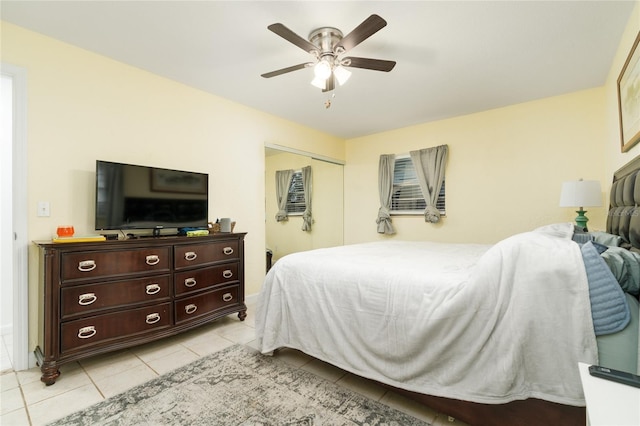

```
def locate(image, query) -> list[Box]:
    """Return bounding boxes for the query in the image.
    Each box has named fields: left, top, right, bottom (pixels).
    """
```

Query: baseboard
left=29, top=349, right=38, bottom=369
left=245, top=292, right=259, bottom=305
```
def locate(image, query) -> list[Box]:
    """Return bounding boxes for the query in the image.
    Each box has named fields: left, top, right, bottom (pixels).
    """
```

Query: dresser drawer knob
left=223, top=270, right=233, bottom=279
left=223, top=247, right=234, bottom=255
left=77, top=260, right=96, bottom=272
left=184, top=278, right=197, bottom=287
left=222, top=293, right=233, bottom=302
left=145, top=313, right=161, bottom=324
left=145, top=255, right=160, bottom=265
left=185, top=304, right=198, bottom=314
left=145, top=284, right=161, bottom=295
left=77, top=326, right=96, bottom=339
left=184, top=251, right=197, bottom=261
left=78, top=293, right=97, bottom=306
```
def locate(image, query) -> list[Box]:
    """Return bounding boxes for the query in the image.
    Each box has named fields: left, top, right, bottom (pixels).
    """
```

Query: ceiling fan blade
left=261, top=63, right=312, bottom=78
left=343, top=57, right=396, bottom=72
left=322, top=75, right=335, bottom=92
left=335, top=14, right=387, bottom=54
left=268, top=23, right=319, bottom=54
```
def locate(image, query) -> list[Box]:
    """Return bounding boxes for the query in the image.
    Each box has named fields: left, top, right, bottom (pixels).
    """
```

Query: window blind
left=286, top=171, right=306, bottom=214
left=391, top=156, right=445, bottom=214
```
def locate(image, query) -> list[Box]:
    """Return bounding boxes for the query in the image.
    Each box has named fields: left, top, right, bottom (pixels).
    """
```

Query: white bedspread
left=256, top=223, right=598, bottom=406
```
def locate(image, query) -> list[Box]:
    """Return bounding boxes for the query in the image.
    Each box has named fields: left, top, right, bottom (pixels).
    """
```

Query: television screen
left=95, top=160, right=208, bottom=231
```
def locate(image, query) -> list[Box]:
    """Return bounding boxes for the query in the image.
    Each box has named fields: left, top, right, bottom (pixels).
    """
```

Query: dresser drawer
left=61, top=275, right=171, bottom=319
left=174, top=263, right=238, bottom=296
left=61, top=303, right=172, bottom=353
left=175, top=285, right=239, bottom=324
left=174, top=240, right=239, bottom=269
left=61, top=247, right=171, bottom=282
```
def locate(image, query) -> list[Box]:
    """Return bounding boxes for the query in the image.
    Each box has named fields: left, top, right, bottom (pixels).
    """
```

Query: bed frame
left=388, top=154, right=640, bottom=426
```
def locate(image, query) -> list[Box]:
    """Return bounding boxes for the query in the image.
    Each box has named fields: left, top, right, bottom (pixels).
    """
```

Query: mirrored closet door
left=265, top=146, right=344, bottom=265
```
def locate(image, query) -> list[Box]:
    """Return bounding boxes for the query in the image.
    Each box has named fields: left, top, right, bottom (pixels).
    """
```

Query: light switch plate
left=37, top=201, right=50, bottom=217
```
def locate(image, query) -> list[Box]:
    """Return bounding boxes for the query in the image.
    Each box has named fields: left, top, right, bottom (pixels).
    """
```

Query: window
left=391, top=156, right=445, bottom=215
left=286, top=171, right=306, bottom=214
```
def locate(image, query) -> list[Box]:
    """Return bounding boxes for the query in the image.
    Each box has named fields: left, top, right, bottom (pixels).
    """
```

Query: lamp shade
left=559, top=180, right=602, bottom=208
left=333, top=65, right=351, bottom=85
left=310, top=76, right=326, bottom=90
left=313, top=60, right=332, bottom=80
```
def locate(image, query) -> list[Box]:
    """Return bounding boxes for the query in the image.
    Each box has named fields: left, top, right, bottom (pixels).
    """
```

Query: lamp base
left=575, top=208, right=589, bottom=231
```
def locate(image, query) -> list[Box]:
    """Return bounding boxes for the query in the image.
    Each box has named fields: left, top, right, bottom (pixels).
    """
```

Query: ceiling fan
left=261, top=14, right=396, bottom=92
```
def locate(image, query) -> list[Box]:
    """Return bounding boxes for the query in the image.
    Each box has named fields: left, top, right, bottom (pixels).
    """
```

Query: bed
left=256, top=155, right=640, bottom=426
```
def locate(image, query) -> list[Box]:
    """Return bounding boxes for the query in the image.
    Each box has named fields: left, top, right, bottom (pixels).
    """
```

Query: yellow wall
left=310, top=158, right=344, bottom=250
left=344, top=87, right=608, bottom=244
left=1, top=22, right=345, bottom=353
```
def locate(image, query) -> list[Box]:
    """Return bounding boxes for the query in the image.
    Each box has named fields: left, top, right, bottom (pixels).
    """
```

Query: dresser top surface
left=35, top=232, right=247, bottom=249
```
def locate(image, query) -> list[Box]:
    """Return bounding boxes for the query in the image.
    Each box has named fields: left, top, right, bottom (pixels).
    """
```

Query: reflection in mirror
left=265, top=147, right=344, bottom=268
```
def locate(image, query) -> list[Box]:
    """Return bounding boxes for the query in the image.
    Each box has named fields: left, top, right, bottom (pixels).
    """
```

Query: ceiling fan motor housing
left=309, top=27, right=344, bottom=62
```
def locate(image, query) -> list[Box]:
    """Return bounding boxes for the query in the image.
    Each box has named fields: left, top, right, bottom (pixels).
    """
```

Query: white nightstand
left=578, top=362, right=640, bottom=426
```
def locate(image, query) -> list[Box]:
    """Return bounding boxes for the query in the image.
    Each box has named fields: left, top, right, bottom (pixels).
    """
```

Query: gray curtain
left=376, top=154, right=396, bottom=234
left=275, top=169, right=294, bottom=222
left=410, top=145, right=448, bottom=223
left=301, top=166, right=312, bottom=231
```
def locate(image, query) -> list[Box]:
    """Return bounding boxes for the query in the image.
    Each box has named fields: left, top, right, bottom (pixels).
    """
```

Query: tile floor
left=0, top=300, right=467, bottom=426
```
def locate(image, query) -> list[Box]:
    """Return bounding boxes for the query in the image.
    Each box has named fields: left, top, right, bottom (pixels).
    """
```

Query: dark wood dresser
left=35, top=233, right=246, bottom=385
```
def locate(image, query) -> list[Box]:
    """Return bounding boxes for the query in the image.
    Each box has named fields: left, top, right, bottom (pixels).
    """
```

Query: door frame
left=2, top=62, right=29, bottom=370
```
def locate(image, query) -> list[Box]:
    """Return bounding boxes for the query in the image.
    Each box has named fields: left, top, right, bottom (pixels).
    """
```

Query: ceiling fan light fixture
left=262, top=15, right=395, bottom=94
left=313, top=59, right=332, bottom=80
left=334, top=65, right=351, bottom=86
left=311, top=76, right=326, bottom=90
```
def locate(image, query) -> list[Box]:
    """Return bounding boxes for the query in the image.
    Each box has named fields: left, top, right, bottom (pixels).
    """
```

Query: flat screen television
left=95, top=160, right=208, bottom=231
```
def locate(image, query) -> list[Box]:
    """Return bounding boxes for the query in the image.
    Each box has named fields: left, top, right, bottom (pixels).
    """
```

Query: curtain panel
left=301, top=166, right=312, bottom=231
left=410, top=144, right=448, bottom=223
left=275, top=169, right=294, bottom=222
left=376, top=154, right=396, bottom=234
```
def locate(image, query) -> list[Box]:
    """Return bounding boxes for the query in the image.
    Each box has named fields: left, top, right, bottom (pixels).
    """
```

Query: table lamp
left=559, top=179, right=602, bottom=230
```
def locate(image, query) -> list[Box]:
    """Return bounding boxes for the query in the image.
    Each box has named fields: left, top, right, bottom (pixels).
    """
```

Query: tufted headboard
left=607, top=155, right=640, bottom=251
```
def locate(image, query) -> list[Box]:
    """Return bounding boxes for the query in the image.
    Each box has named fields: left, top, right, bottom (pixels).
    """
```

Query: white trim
left=245, top=293, right=259, bottom=305
left=265, top=143, right=345, bottom=165
left=1, top=62, right=30, bottom=371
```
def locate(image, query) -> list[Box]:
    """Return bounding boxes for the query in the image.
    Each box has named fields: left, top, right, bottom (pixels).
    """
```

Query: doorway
left=1, top=63, right=29, bottom=371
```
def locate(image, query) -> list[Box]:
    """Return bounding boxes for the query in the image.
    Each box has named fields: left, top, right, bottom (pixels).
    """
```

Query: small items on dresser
left=208, top=219, right=236, bottom=234
left=56, top=226, right=75, bottom=238
left=220, top=218, right=232, bottom=232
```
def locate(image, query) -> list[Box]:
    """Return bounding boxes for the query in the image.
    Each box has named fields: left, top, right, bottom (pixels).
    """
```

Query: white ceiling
left=2, top=1, right=635, bottom=139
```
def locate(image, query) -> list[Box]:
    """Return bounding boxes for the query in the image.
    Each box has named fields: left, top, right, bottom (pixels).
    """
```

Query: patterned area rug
left=48, top=344, right=430, bottom=425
